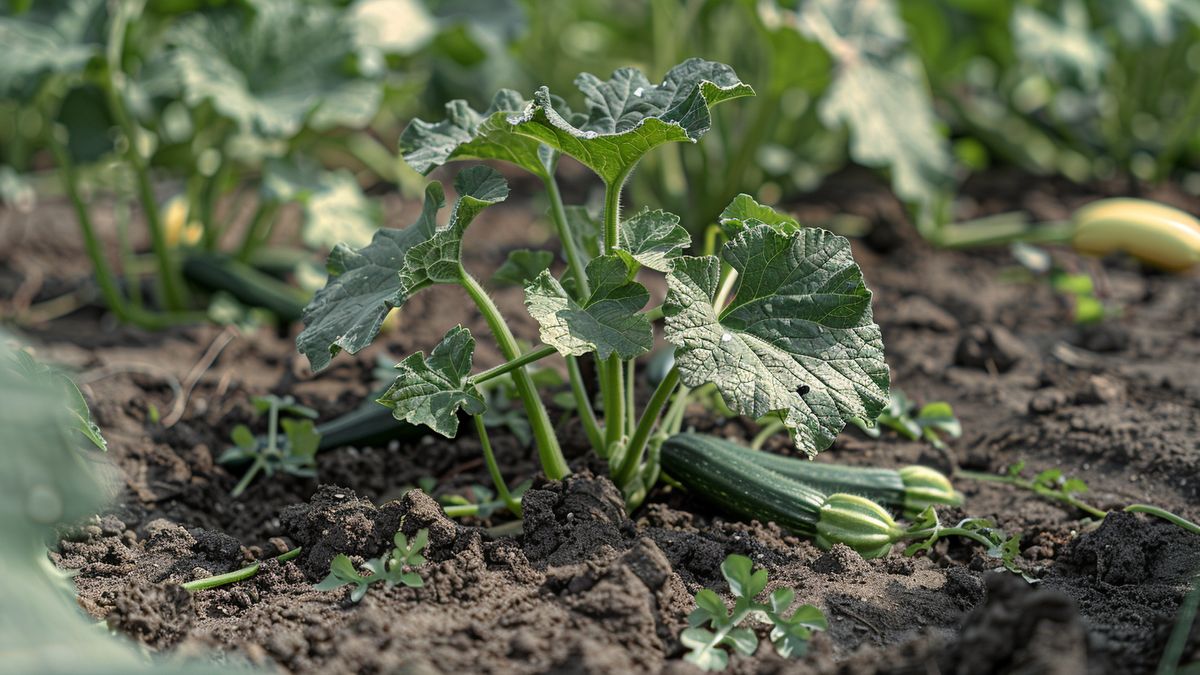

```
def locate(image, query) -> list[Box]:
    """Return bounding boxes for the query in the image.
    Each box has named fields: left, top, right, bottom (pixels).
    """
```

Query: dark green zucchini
left=316, top=398, right=426, bottom=451
left=661, top=433, right=827, bottom=536
left=183, top=252, right=309, bottom=322
left=674, top=433, right=961, bottom=517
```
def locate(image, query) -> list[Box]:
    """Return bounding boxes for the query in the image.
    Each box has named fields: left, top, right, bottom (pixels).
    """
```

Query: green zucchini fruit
left=183, top=252, right=310, bottom=322
left=676, top=433, right=961, bottom=517
left=662, top=433, right=905, bottom=558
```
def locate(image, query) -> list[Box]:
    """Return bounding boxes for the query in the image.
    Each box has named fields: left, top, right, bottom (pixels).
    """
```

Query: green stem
left=702, top=224, right=724, bottom=257
left=1157, top=573, right=1200, bottom=675
left=181, top=547, right=302, bottom=592
left=101, top=1, right=186, bottom=311
left=470, top=345, right=557, bottom=386
left=616, top=367, right=680, bottom=487
left=1125, top=505, right=1200, bottom=536
left=230, top=456, right=264, bottom=498
left=625, top=359, right=636, bottom=438
left=935, top=218, right=1075, bottom=250
left=567, top=356, right=603, bottom=452
left=442, top=504, right=481, bottom=518
left=474, top=415, right=521, bottom=516
left=600, top=173, right=631, bottom=451
left=903, top=526, right=1000, bottom=551
left=114, top=197, right=142, bottom=310
left=460, top=272, right=568, bottom=479
left=199, top=156, right=230, bottom=251
left=750, top=417, right=787, bottom=450
left=956, top=469, right=1108, bottom=519
left=713, top=268, right=738, bottom=314
left=236, top=201, right=281, bottom=261
left=543, top=172, right=590, bottom=299
left=662, top=384, right=691, bottom=436
left=47, top=129, right=132, bottom=324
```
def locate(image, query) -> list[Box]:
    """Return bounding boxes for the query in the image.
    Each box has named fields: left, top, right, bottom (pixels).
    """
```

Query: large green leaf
left=0, top=0, right=103, bottom=99
left=795, top=0, right=952, bottom=215
left=618, top=208, right=690, bottom=272
left=399, top=166, right=510, bottom=292
left=167, top=0, right=381, bottom=139
left=508, top=58, right=754, bottom=184
left=525, top=254, right=653, bottom=361
left=298, top=167, right=508, bottom=371
left=400, top=89, right=557, bottom=177
left=378, top=325, right=485, bottom=437
left=492, top=249, right=554, bottom=286
left=1011, top=2, right=1109, bottom=88
left=297, top=184, right=442, bottom=372
left=664, top=225, right=889, bottom=457
left=718, top=194, right=801, bottom=238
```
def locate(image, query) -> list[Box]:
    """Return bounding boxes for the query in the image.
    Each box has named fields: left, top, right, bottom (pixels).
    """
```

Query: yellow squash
left=1071, top=198, right=1200, bottom=272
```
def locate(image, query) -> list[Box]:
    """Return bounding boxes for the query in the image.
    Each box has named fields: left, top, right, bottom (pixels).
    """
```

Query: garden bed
left=6, top=170, right=1200, bottom=673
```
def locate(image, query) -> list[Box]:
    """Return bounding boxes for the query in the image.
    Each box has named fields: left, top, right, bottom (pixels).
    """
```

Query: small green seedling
left=682, top=554, right=827, bottom=671
left=1009, top=243, right=1116, bottom=324
left=441, top=481, right=533, bottom=519
left=902, top=506, right=1032, bottom=582
left=849, top=389, right=961, bottom=449
left=220, top=395, right=321, bottom=497
left=315, top=529, right=429, bottom=603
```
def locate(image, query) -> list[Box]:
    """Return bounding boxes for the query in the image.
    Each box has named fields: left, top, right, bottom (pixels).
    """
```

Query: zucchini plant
left=298, top=59, right=890, bottom=507
left=683, top=554, right=827, bottom=671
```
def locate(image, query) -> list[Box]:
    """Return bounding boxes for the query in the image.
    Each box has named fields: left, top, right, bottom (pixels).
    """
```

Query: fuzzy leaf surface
left=298, top=167, right=508, bottom=371
left=296, top=182, right=443, bottom=371
left=525, top=254, right=652, bottom=360
left=378, top=326, right=484, bottom=437
left=719, top=194, right=801, bottom=238
left=399, top=166, right=510, bottom=292
left=618, top=208, right=690, bottom=272
left=664, top=225, right=889, bottom=457
left=400, top=89, right=555, bottom=176
left=508, top=58, right=753, bottom=183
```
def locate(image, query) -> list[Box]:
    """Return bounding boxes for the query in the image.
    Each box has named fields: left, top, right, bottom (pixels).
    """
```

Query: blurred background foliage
left=1, top=0, right=1198, bottom=244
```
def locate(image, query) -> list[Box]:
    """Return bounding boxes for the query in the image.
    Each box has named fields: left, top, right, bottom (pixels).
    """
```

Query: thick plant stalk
left=47, top=131, right=132, bottom=325
left=566, top=356, right=604, bottom=452
left=617, top=367, right=681, bottom=486
left=101, top=1, right=187, bottom=310
left=543, top=173, right=590, bottom=299
left=600, top=176, right=629, bottom=450
left=460, top=272, right=569, bottom=479
left=236, top=200, right=282, bottom=261
left=474, top=415, right=522, bottom=516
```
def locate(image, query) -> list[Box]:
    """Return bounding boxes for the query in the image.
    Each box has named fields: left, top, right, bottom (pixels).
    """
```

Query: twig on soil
left=162, top=326, right=238, bottom=427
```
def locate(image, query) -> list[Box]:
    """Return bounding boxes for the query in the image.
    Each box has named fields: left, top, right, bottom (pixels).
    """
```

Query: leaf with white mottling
left=508, top=58, right=754, bottom=184
left=618, top=208, right=690, bottom=272
left=664, top=225, right=889, bottom=457
left=378, top=325, right=485, bottom=437
left=525, top=254, right=652, bottom=360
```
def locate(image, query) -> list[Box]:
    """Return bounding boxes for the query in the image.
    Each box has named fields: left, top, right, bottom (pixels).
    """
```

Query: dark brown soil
left=4, top=168, right=1200, bottom=673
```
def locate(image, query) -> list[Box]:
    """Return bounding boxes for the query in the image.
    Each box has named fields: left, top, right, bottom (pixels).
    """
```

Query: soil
left=4, top=166, right=1200, bottom=674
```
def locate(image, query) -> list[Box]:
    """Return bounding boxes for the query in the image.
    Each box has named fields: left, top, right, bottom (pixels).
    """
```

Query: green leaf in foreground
left=296, top=182, right=443, bottom=372
left=718, top=194, right=801, bottom=238
left=8, top=350, right=106, bottom=451
left=664, top=225, right=889, bottom=457
left=399, top=166, right=510, bottom=293
left=508, top=58, right=754, bottom=184
left=297, top=166, right=508, bottom=372
left=525, top=254, right=653, bottom=360
left=618, top=208, right=691, bottom=272
left=378, top=326, right=485, bottom=438
left=400, top=89, right=557, bottom=177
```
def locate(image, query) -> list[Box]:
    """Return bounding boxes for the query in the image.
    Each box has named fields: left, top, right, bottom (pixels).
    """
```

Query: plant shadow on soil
left=3, top=167, right=1199, bottom=673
